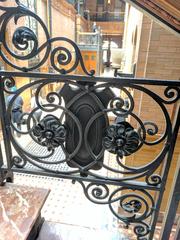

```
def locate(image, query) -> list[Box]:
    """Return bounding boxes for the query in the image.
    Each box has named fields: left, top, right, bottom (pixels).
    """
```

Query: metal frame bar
left=160, top=154, right=180, bottom=240
left=150, top=106, right=180, bottom=239
left=0, top=71, right=179, bottom=86
left=174, top=217, right=180, bottom=240
left=0, top=78, right=13, bottom=169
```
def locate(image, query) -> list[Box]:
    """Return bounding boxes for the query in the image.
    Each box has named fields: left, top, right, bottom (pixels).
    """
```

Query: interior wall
left=124, top=7, right=180, bottom=213
left=122, top=5, right=143, bottom=73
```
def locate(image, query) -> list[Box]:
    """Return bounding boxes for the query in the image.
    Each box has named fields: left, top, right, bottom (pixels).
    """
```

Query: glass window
left=97, top=0, right=104, bottom=5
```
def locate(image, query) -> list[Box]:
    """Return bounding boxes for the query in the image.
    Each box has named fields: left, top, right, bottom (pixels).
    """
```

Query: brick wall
left=137, top=16, right=180, bottom=213
left=76, top=15, right=90, bottom=33
left=135, top=15, right=180, bottom=132
left=51, top=0, right=76, bottom=40
left=122, top=5, right=143, bottom=73
left=96, top=21, right=124, bottom=35
left=124, top=11, right=180, bottom=213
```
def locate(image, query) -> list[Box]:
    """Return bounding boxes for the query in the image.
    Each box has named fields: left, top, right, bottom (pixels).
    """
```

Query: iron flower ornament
left=32, top=115, right=67, bottom=151
left=103, top=121, right=140, bottom=158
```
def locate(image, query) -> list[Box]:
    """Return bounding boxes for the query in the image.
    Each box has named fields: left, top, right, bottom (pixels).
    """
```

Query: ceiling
left=125, top=0, right=180, bottom=34
left=166, top=0, right=180, bottom=10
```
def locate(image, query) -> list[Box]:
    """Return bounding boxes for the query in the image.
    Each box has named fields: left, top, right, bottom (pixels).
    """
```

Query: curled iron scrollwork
left=145, top=174, right=162, bottom=186
left=78, top=181, right=153, bottom=239
left=121, top=199, right=142, bottom=213
left=4, top=79, right=177, bottom=185
left=163, top=86, right=180, bottom=104
left=134, top=222, right=150, bottom=239
left=0, top=1, right=95, bottom=75
left=13, top=155, right=27, bottom=168
left=2, top=77, right=16, bottom=93
left=109, top=192, right=153, bottom=223
left=12, top=26, right=38, bottom=55
left=143, top=122, right=158, bottom=136
left=82, top=183, right=110, bottom=203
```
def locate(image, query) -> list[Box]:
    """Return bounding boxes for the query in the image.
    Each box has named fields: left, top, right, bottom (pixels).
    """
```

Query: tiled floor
left=13, top=173, right=177, bottom=240
left=13, top=173, right=133, bottom=239
left=14, top=173, right=117, bottom=229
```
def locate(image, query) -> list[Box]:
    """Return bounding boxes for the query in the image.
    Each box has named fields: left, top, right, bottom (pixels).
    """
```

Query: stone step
left=37, top=221, right=130, bottom=240
left=0, top=183, right=50, bottom=240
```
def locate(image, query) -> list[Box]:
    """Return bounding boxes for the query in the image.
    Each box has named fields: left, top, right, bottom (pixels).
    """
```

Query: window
left=0, top=61, right=4, bottom=70
left=21, top=0, right=39, bottom=66
left=97, top=0, right=104, bottom=4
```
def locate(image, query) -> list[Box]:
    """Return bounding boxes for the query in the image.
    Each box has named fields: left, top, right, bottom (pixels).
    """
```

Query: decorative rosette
left=32, top=115, right=67, bottom=151
left=103, top=122, right=140, bottom=158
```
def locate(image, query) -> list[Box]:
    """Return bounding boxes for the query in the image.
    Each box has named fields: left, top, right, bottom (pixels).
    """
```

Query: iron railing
left=84, top=10, right=125, bottom=22
left=0, top=1, right=179, bottom=240
left=77, top=31, right=101, bottom=47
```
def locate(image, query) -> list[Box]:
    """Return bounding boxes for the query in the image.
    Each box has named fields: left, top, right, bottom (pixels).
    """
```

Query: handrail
left=84, top=10, right=125, bottom=15
left=0, top=71, right=180, bottom=86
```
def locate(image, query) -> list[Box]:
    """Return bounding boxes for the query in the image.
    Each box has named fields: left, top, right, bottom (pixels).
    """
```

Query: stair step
left=0, top=183, right=49, bottom=240
left=37, top=221, right=130, bottom=240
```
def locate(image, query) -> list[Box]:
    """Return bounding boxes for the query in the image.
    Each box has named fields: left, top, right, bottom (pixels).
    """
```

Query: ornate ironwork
left=0, top=1, right=179, bottom=240
left=0, top=0, right=95, bottom=75
left=60, top=81, right=114, bottom=170
left=32, top=115, right=67, bottom=151
left=78, top=180, right=154, bottom=239
left=103, top=121, right=140, bottom=158
left=122, top=199, right=142, bottom=213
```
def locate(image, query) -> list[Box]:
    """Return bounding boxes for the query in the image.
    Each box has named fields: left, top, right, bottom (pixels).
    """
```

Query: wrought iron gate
left=0, top=1, right=179, bottom=239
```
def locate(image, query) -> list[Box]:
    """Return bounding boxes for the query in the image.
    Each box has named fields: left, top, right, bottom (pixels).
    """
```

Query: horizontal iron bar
left=0, top=71, right=180, bottom=86
left=10, top=167, right=161, bottom=191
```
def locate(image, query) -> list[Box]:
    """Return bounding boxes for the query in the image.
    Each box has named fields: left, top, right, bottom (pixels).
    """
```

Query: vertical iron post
left=149, top=105, right=180, bottom=240
left=0, top=77, right=13, bottom=171
left=160, top=155, right=180, bottom=239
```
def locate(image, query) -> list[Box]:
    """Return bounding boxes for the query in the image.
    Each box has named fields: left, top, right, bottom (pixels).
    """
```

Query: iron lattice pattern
left=0, top=1, right=179, bottom=240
